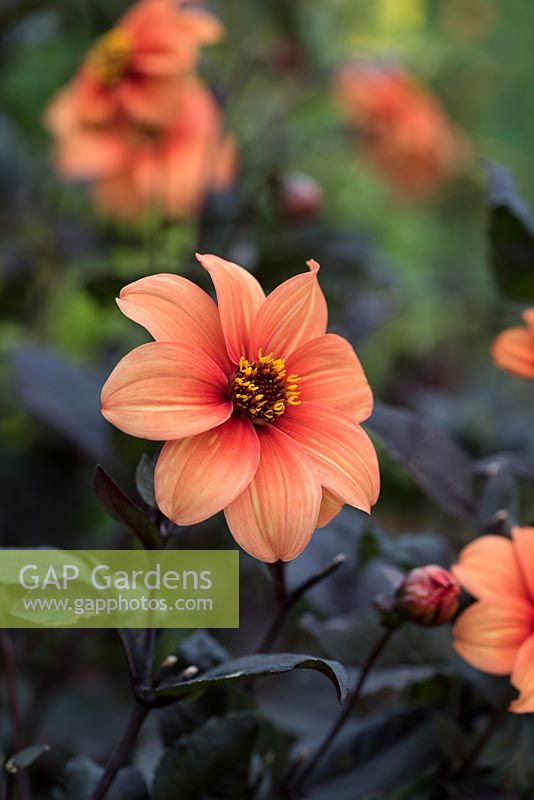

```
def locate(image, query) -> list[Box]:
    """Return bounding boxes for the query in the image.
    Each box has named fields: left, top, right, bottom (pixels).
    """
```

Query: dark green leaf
left=359, top=528, right=452, bottom=571
left=4, top=744, right=50, bottom=773
left=486, top=162, right=534, bottom=300
left=10, top=345, right=111, bottom=462
left=153, top=712, right=260, bottom=800
left=177, top=630, right=231, bottom=672
left=153, top=653, right=349, bottom=703
left=52, top=756, right=147, bottom=800
left=367, top=402, right=475, bottom=519
left=303, top=711, right=438, bottom=798
left=135, top=454, right=157, bottom=509
left=93, top=465, right=161, bottom=549
left=303, top=608, right=453, bottom=667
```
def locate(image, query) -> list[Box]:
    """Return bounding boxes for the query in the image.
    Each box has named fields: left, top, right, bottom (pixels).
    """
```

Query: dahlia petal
left=158, top=126, right=217, bottom=219
left=523, top=309, right=534, bottom=333
left=211, top=134, right=238, bottom=193
left=197, top=253, right=265, bottom=363
left=117, top=274, right=229, bottom=369
left=134, top=47, right=195, bottom=76
left=224, top=426, right=322, bottom=563
left=286, top=334, right=373, bottom=420
left=154, top=416, right=259, bottom=526
left=92, top=173, right=145, bottom=221
left=43, top=85, right=79, bottom=137
left=276, top=402, right=379, bottom=512
left=77, top=77, right=118, bottom=126
left=181, top=7, right=224, bottom=44
left=492, top=326, right=534, bottom=379
left=453, top=598, right=533, bottom=676
left=452, top=534, right=528, bottom=602
left=250, top=260, right=328, bottom=359
left=120, top=0, right=173, bottom=33
left=512, top=526, right=534, bottom=602
left=54, top=129, right=127, bottom=181
left=510, top=635, right=534, bottom=713
left=117, top=78, right=184, bottom=126
left=454, top=639, right=523, bottom=677
left=101, top=342, right=231, bottom=440
left=317, top=489, right=344, bottom=528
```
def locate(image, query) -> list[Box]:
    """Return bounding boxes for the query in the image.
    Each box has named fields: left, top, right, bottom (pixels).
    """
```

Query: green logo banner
left=0, top=550, right=239, bottom=628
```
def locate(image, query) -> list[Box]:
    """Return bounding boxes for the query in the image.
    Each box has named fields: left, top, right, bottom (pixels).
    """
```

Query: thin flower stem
left=0, top=632, right=31, bottom=800
left=90, top=626, right=167, bottom=799
left=90, top=700, right=150, bottom=800
left=452, top=691, right=512, bottom=783
left=271, top=561, right=288, bottom=604
left=4, top=772, right=15, bottom=800
left=256, top=555, right=346, bottom=654
left=455, top=708, right=505, bottom=778
left=292, top=627, right=395, bottom=792
left=91, top=514, right=167, bottom=799
left=427, top=692, right=512, bottom=800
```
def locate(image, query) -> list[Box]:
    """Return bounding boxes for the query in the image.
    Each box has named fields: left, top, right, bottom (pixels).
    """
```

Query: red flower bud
left=278, top=173, right=323, bottom=220
left=395, top=565, right=459, bottom=627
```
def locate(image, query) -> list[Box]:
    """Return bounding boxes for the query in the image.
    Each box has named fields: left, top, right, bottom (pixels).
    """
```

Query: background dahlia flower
left=46, top=80, right=236, bottom=221
left=335, top=64, right=471, bottom=199
left=46, top=0, right=223, bottom=129
left=101, top=255, right=380, bottom=562
left=453, top=528, right=534, bottom=713
left=492, top=309, right=534, bottom=379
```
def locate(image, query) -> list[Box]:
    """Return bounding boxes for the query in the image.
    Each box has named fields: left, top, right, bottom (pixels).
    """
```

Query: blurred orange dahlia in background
left=335, top=64, right=471, bottom=200
left=44, top=0, right=236, bottom=221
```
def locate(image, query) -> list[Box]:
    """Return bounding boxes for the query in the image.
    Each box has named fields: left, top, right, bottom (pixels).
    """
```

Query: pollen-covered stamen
left=86, top=29, right=133, bottom=86
left=230, top=351, right=300, bottom=424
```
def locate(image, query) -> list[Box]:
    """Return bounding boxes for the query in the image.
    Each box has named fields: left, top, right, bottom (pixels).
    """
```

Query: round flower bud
left=278, top=173, right=323, bottom=220
left=395, top=565, right=460, bottom=627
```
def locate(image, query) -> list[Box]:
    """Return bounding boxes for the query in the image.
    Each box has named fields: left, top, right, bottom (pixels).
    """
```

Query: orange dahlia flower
left=453, top=528, right=534, bottom=713
left=101, top=255, right=380, bottom=562
left=335, top=65, right=470, bottom=199
left=492, top=310, right=534, bottom=379
left=47, top=80, right=236, bottom=220
left=46, top=0, right=223, bottom=129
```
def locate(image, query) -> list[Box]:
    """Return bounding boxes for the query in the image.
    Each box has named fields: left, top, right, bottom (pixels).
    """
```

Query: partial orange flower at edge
left=453, top=527, right=534, bottom=713
left=492, top=309, right=534, bottom=379
left=101, top=255, right=380, bottom=562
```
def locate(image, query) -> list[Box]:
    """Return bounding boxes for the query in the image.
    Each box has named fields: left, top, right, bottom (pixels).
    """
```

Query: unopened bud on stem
left=395, top=565, right=460, bottom=627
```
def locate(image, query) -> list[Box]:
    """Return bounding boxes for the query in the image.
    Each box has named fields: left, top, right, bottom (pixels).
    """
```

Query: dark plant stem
left=452, top=691, right=512, bottom=784
left=271, top=561, right=288, bottom=604
left=4, top=772, right=15, bottom=800
left=0, top=632, right=31, bottom=800
left=255, top=561, right=287, bottom=653
left=427, top=693, right=511, bottom=800
left=256, top=555, right=346, bottom=654
left=142, top=628, right=157, bottom=681
left=90, top=701, right=150, bottom=800
left=91, top=523, right=166, bottom=799
left=292, top=627, right=395, bottom=793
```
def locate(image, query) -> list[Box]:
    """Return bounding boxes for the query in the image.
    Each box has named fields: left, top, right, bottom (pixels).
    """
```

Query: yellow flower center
left=230, top=351, right=300, bottom=424
left=86, top=29, right=133, bottom=86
